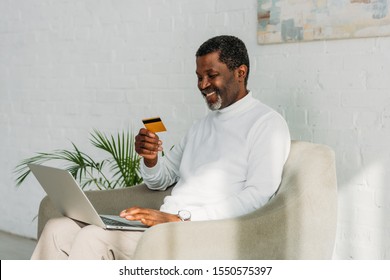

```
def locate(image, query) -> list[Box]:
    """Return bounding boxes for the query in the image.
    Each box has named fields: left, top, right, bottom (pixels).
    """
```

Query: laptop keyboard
left=100, top=216, right=135, bottom=227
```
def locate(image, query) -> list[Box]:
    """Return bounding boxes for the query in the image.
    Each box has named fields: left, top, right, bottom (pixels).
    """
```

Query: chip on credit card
left=142, top=117, right=167, bottom=133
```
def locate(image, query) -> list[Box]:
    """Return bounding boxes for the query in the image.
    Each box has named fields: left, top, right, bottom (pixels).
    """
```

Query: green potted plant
left=14, top=129, right=143, bottom=190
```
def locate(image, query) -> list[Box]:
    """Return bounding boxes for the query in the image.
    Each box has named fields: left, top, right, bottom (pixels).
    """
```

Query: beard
left=202, top=89, right=223, bottom=111
left=206, top=93, right=223, bottom=111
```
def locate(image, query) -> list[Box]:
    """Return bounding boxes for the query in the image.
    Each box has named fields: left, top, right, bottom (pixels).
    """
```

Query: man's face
left=196, top=52, right=244, bottom=111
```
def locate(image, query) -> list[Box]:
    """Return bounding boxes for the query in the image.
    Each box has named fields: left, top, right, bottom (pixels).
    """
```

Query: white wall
left=1, top=0, right=389, bottom=259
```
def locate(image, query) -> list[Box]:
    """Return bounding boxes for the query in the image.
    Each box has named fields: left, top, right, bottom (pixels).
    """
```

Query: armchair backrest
left=238, top=140, right=338, bottom=259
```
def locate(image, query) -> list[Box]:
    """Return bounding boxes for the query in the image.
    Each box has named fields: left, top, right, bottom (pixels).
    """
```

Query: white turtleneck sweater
left=140, top=92, right=291, bottom=221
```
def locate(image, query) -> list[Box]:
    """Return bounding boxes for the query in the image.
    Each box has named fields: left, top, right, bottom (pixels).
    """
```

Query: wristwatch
left=178, top=210, right=191, bottom=221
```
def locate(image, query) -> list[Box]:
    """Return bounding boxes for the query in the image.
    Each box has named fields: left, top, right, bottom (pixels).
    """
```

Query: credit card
left=142, top=117, right=167, bottom=133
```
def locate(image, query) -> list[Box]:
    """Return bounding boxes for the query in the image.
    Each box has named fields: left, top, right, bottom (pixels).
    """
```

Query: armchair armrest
left=133, top=197, right=334, bottom=260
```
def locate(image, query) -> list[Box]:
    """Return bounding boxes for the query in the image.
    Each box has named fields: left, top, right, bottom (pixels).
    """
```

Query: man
left=31, top=35, right=290, bottom=259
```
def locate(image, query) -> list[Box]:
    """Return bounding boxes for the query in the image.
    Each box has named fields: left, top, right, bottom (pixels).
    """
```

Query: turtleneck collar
left=214, top=91, right=256, bottom=120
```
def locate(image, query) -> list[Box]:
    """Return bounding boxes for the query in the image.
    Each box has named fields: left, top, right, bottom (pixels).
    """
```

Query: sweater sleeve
left=189, top=113, right=291, bottom=221
left=140, top=135, right=185, bottom=191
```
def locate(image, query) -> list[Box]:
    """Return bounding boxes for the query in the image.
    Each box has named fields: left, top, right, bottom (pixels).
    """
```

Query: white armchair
left=37, top=141, right=338, bottom=259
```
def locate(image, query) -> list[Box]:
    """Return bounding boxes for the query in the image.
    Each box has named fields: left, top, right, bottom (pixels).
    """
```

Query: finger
left=138, top=141, right=162, bottom=152
left=138, top=128, right=159, bottom=140
left=138, top=128, right=150, bottom=136
left=135, top=135, right=162, bottom=151
left=135, top=136, right=161, bottom=148
left=125, top=208, right=160, bottom=222
left=120, top=206, right=144, bottom=216
left=119, top=209, right=129, bottom=218
left=143, top=129, right=159, bottom=139
left=139, top=218, right=157, bottom=227
left=125, top=206, right=153, bottom=215
left=124, top=213, right=152, bottom=222
left=135, top=141, right=163, bottom=159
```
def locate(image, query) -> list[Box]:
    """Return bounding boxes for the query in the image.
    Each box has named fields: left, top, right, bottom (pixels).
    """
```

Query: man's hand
left=135, top=128, right=163, bottom=167
left=120, top=206, right=180, bottom=227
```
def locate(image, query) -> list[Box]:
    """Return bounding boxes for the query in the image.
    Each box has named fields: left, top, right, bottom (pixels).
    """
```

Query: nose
left=198, top=76, right=210, bottom=90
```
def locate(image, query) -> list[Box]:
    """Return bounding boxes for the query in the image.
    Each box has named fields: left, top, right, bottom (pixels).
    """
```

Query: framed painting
left=257, top=0, right=390, bottom=44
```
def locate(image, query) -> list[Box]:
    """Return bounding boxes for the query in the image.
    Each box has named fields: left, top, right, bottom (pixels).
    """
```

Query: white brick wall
left=1, top=0, right=389, bottom=259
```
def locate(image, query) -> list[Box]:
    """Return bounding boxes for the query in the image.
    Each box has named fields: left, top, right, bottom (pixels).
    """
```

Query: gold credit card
left=142, top=117, right=167, bottom=133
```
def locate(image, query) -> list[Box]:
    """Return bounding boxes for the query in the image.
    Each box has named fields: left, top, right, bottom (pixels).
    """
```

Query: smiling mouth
left=202, top=91, right=216, bottom=98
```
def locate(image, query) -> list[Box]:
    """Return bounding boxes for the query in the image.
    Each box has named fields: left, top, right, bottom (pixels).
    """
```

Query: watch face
left=178, top=210, right=191, bottom=221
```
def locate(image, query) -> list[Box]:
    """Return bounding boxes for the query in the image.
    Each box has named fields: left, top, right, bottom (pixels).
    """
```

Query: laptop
left=28, top=163, right=149, bottom=231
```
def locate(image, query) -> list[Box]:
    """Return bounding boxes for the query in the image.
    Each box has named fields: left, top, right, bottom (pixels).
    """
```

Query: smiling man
left=31, top=35, right=291, bottom=260
left=125, top=35, right=291, bottom=225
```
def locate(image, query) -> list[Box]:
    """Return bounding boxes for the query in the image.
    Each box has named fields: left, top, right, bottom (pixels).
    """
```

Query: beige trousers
left=31, top=217, right=144, bottom=260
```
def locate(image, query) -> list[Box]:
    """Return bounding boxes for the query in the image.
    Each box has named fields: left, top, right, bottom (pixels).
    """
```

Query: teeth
left=205, top=91, right=215, bottom=97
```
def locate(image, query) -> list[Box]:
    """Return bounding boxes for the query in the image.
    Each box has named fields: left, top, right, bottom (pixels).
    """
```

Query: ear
left=236, top=65, right=248, bottom=82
